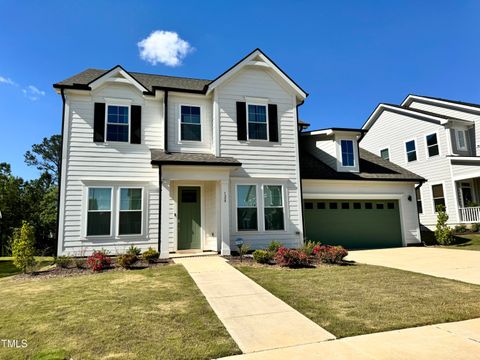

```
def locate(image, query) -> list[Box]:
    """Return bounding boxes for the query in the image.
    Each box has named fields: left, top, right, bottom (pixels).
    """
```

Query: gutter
left=55, top=88, right=66, bottom=257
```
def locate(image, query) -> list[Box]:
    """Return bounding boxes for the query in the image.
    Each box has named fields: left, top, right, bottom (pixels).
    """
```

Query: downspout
left=164, top=90, right=169, bottom=153
left=158, top=165, right=162, bottom=253
left=415, top=182, right=425, bottom=243
left=296, top=102, right=307, bottom=243
left=55, top=88, right=66, bottom=257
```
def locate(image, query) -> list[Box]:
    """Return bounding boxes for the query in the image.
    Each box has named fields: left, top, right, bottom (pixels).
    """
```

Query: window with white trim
left=426, top=133, right=439, bottom=157
left=415, top=187, right=423, bottom=214
left=264, top=185, right=284, bottom=231
left=87, top=188, right=112, bottom=236
left=106, top=105, right=129, bottom=142
left=180, top=105, right=201, bottom=141
left=455, top=129, right=467, bottom=151
left=341, top=140, right=354, bottom=167
left=247, top=104, right=268, bottom=140
left=432, top=184, right=446, bottom=212
left=405, top=140, right=417, bottom=162
left=380, top=148, right=390, bottom=161
left=237, top=185, right=258, bottom=231
left=119, top=188, right=142, bottom=235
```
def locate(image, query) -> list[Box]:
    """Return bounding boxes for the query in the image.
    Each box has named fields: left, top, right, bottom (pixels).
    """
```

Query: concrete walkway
left=346, top=247, right=480, bottom=285
left=174, top=256, right=335, bottom=353
left=220, top=318, right=480, bottom=360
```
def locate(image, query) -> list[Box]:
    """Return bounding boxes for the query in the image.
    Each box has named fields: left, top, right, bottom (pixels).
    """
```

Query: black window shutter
left=268, top=104, right=279, bottom=142
left=236, top=101, right=247, bottom=141
left=93, top=102, right=105, bottom=142
left=131, top=105, right=141, bottom=144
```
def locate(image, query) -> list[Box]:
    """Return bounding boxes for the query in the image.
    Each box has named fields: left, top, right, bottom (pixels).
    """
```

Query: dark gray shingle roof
left=300, top=148, right=424, bottom=182
left=54, top=67, right=211, bottom=93
left=150, top=150, right=241, bottom=166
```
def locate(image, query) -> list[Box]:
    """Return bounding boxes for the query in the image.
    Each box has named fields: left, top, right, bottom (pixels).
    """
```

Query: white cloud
left=138, top=30, right=193, bottom=67
left=22, top=85, right=46, bottom=101
left=0, top=76, right=16, bottom=86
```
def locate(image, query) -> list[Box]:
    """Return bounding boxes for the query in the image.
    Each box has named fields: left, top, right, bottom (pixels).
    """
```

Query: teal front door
left=178, top=187, right=201, bottom=250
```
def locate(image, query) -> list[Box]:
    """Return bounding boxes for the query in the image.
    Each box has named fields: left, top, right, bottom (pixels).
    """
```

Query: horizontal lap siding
left=217, top=68, right=302, bottom=249
left=60, top=85, right=162, bottom=255
left=361, top=110, right=458, bottom=226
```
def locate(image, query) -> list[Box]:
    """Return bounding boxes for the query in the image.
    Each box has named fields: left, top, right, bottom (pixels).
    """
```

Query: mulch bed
left=13, top=259, right=173, bottom=280
left=224, top=254, right=353, bottom=268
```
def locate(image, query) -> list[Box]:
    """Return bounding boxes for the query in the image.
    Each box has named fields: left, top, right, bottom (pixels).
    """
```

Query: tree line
left=0, top=135, right=60, bottom=256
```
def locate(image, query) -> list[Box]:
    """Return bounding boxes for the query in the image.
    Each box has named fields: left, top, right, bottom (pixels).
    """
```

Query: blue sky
left=1, top=0, right=480, bottom=180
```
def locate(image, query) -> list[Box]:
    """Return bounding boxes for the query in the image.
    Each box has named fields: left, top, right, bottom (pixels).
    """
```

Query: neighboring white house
left=53, top=49, right=423, bottom=257
left=361, top=94, right=480, bottom=229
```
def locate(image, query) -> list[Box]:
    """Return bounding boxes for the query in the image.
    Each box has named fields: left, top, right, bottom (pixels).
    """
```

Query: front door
left=178, top=187, right=201, bottom=250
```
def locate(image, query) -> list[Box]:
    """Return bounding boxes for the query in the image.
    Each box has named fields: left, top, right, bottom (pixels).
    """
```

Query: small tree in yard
left=12, top=221, right=36, bottom=273
left=434, top=205, right=454, bottom=245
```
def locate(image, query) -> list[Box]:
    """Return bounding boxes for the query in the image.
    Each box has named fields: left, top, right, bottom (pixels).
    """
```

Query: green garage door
left=304, top=200, right=403, bottom=249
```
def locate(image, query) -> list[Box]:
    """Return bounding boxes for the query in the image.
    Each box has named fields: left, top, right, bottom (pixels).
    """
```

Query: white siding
left=302, top=180, right=421, bottom=245
left=216, top=67, right=303, bottom=248
left=302, top=136, right=337, bottom=170
left=167, top=93, right=213, bottom=153
left=361, top=110, right=458, bottom=226
left=59, top=84, right=162, bottom=255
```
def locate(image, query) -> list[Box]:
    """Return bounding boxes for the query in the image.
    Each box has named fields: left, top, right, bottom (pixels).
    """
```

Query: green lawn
left=0, top=265, right=240, bottom=360
left=237, top=264, right=480, bottom=338
left=0, top=257, right=53, bottom=278
left=450, top=234, right=480, bottom=251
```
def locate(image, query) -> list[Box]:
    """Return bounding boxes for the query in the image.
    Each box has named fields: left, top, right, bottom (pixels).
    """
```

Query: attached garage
left=304, top=199, right=403, bottom=249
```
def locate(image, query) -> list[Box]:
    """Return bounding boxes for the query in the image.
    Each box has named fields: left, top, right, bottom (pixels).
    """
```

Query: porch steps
left=169, top=250, right=219, bottom=259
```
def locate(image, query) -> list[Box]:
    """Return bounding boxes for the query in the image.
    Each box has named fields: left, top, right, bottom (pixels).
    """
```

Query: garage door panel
left=304, top=200, right=402, bottom=249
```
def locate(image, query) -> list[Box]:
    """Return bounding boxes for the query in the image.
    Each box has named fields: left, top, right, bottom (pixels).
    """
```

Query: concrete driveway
left=346, top=247, right=480, bottom=285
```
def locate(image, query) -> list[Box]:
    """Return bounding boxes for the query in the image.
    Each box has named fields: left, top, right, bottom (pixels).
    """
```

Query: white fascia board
left=89, top=66, right=148, bottom=93
left=402, top=95, right=480, bottom=113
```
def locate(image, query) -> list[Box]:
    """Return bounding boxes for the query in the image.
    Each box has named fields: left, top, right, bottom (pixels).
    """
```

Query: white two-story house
left=361, top=94, right=480, bottom=229
left=54, top=49, right=423, bottom=257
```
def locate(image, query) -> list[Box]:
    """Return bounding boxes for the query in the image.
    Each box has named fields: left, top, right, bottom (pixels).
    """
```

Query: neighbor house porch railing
left=459, top=207, right=480, bottom=223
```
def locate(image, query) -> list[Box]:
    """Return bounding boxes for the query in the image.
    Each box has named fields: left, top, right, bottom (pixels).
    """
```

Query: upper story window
left=247, top=104, right=268, bottom=140
left=432, top=184, right=446, bottom=212
left=405, top=140, right=417, bottom=162
left=426, top=133, right=439, bottom=157
left=180, top=105, right=201, bottom=142
left=340, top=140, right=355, bottom=167
left=107, top=105, right=129, bottom=142
left=380, top=148, right=390, bottom=161
left=237, top=185, right=258, bottom=231
left=455, top=129, right=468, bottom=151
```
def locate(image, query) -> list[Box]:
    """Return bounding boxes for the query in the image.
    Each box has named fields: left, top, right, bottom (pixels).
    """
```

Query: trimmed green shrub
left=471, top=223, right=480, bottom=233
left=454, top=224, right=467, bottom=234
left=143, top=247, right=160, bottom=263
left=12, top=221, right=36, bottom=273
left=267, top=241, right=282, bottom=253
left=55, top=256, right=72, bottom=269
left=434, top=205, right=454, bottom=245
left=253, top=250, right=274, bottom=264
left=301, top=241, right=318, bottom=256
left=117, top=253, right=138, bottom=269
left=127, top=245, right=141, bottom=256
left=313, top=245, right=348, bottom=264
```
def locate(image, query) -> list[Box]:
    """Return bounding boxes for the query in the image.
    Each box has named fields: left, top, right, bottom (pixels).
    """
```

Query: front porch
left=456, top=177, right=480, bottom=223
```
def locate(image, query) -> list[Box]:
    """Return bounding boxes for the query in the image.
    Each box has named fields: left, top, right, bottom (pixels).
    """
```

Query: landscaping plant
left=267, top=240, right=282, bottom=253
left=11, top=221, right=36, bottom=273
left=86, top=250, right=111, bottom=272
left=434, top=205, right=454, bottom=245
left=313, top=245, right=348, bottom=264
left=143, top=247, right=160, bottom=263
left=55, top=256, right=72, bottom=269
left=127, top=245, right=142, bottom=256
left=117, top=253, right=138, bottom=269
left=301, top=240, right=318, bottom=256
left=237, top=243, right=250, bottom=262
left=275, top=247, right=309, bottom=267
left=472, top=223, right=480, bottom=233
left=253, top=250, right=274, bottom=264
left=454, top=224, right=467, bottom=234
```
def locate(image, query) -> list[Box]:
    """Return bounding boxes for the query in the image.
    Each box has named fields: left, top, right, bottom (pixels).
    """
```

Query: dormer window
left=341, top=140, right=355, bottom=167
left=106, top=105, right=129, bottom=142
left=247, top=104, right=268, bottom=140
left=455, top=129, right=467, bottom=151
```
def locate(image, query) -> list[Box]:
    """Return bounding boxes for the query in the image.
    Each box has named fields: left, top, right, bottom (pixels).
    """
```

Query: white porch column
left=160, top=179, right=171, bottom=259
left=220, top=179, right=231, bottom=255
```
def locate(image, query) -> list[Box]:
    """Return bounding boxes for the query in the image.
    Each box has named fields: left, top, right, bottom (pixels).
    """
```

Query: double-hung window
left=119, top=188, right=142, bottom=235
left=247, top=104, right=268, bottom=140
left=106, top=105, right=129, bottom=142
left=405, top=140, right=417, bottom=162
left=87, top=188, right=112, bottom=236
left=380, top=148, right=390, bottom=161
left=180, top=105, right=201, bottom=141
left=432, top=184, right=446, bottom=212
left=426, top=133, right=439, bottom=157
left=237, top=185, right=258, bottom=231
left=341, top=140, right=355, bottom=167
left=264, top=185, right=284, bottom=231
left=455, top=129, right=467, bottom=151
